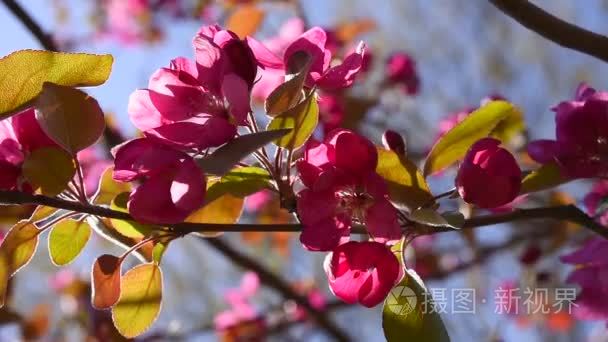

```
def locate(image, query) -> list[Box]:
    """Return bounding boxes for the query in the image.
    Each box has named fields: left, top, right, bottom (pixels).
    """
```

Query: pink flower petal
left=222, top=73, right=251, bottom=125
left=316, top=42, right=365, bottom=90
left=328, top=129, right=377, bottom=178
left=365, top=198, right=402, bottom=243
left=246, top=36, right=284, bottom=69
left=300, top=216, right=350, bottom=252
left=128, top=89, right=166, bottom=131
left=12, top=108, right=57, bottom=152
left=170, top=158, right=205, bottom=212
left=145, top=116, right=236, bottom=149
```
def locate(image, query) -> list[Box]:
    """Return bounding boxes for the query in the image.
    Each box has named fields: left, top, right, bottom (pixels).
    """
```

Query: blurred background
left=2, top=0, right=608, bottom=341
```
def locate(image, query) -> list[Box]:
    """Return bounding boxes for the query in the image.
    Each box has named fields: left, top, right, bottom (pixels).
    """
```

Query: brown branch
left=0, top=0, right=58, bottom=51
left=488, top=0, right=608, bottom=63
left=201, top=238, right=351, bottom=342
left=1, top=190, right=606, bottom=239
left=431, top=204, right=608, bottom=239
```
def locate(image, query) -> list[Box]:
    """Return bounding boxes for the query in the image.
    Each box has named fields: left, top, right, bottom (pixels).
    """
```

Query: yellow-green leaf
left=376, top=149, right=433, bottom=210
left=383, top=269, right=450, bottom=342
left=186, top=181, right=244, bottom=226
left=22, top=147, right=75, bottom=196
left=0, top=221, right=40, bottom=278
left=423, top=100, right=522, bottom=176
left=93, top=166, right=131, bottom=205
left=197, top=129, right=291, bottom=175
left=207, top=166, right=272, bottom=201
left=112, top=263, right=163, bottom=338
left=0, top=50, right=113, bottom=118
left=91, top=254, right=122, bottom=309
left=110, top=193, right=155, bottom=239
left=35, top=83, right=105, bottom=154
left=267, top=93, right=318, bottom=150
left=28, top=206, right=58, bottom=224
left=152, top=241, right=169, bottom=265
left=48, top=219, right=91, bottom=266
left=521, top=162, right=569, bottom=194
left=265, top=51, right=311, bottom=116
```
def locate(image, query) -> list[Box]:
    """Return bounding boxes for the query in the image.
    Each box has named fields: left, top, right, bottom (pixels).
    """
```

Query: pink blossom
left=214, top=272, right=263, bottom=332
left=129, top=25, right=259, bottom=150
left=456, top=138, right=521, bottom=209
left=248, top=26, right=366, bottom=92
left=560, top=238, right=608, bottom=322
left=0, top=108, right=58, bottom=191
left=102, top=0, right=152, bottom=45
left=250, top=18, right=305, bottom=101
left=385, top=52, right=420, bottom=95
left=295, top=129, right=401, bottom=251
left=112, top=138, right=205, bottom=224
left=528, top=83, right=608, bottom=178
left=584, top=181, right=608, bottom=226
left=318, top=93, right=346, bottom=135
left=77, top=147, right=112, bottom=196
left=244, top=189, right=273, bottom=213
left=324, top=241, right=401, bottom=307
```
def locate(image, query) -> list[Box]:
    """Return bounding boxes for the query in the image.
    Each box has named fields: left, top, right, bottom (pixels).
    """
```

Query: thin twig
left=488, top=0, right=608, bottom=63
left=0, top=0, right=58, bottom=51
left=202, top=237, right=351, bottom=342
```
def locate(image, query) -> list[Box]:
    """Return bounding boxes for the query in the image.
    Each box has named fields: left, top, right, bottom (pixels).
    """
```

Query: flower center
left=335, top=186, right=374, bottom=223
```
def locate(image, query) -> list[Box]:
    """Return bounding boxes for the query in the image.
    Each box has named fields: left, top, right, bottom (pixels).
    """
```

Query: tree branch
left=1, top=190, right=605, bottom=239
left=202, top=238, right=351, bottom=342
left=0, top=0, right=58, bottom=51
left=488, top=0, right=608, bottom=63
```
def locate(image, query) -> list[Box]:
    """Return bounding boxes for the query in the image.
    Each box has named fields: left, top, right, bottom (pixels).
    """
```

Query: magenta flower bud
left=385, top=52, right=419, bottom=95
left=324, top=241, right=401, bottom=307
left=456, top=138, right=521, bottom=209
left=382, top=130, right=406, bottom=155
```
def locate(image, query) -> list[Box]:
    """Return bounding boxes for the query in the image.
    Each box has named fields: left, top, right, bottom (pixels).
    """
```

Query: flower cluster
left=295, top=129, right=403, bottom=306
left=561, top=238, right=608, bottom=323
left=528, top=83, right=608, bottom=178
left=114, top=24, right=263, bottom=224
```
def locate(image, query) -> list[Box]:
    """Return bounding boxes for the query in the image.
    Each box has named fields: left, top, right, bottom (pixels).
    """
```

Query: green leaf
left=521, top=163, right=568, bottom=194
left=152, top=241, right=169, bottom=265
left=0, top=221, right=40, bottom=278
left=265, top=51, right=311, bottom=117
left=410, top=208, right=462, bottom=229
left=267, top=92, right=319, bottom=150
left=423, top=100, right=522, bottom=176
left=112, top=263, right=163, bottom=338
left=48, top=219, right=91, bottom=266
left=22, top=147, right=76, bottom=196
left=93, top=166, right=131, bottom=205
left=110, top=193, right=155, bottom=239
left=35, top=83, right=105, bottom=154
left=207, top=166, right=272, bottom=201
left=376, top=149, right=434, bottom=210
left=91, top=254, right=122, bottom=309
left=383, top=269, right=450, bottom=342
left=196, top=129, right=291, bottom=175
left=0, top=50, right=113, bottom=118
